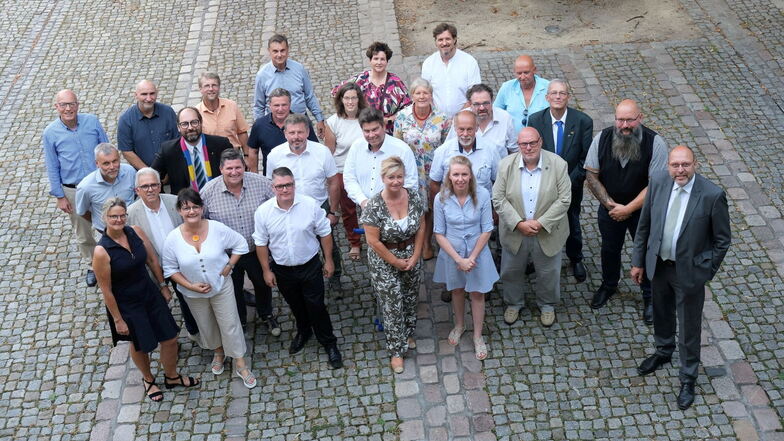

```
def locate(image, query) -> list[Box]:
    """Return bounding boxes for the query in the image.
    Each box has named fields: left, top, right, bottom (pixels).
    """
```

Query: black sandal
left=164, top=374, right=201, bottom=389
left=143, top=378, right=164, bottom=402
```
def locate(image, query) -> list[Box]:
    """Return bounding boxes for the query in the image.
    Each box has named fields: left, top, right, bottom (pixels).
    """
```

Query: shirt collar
left=186, top=136, right=204, bottom=151
left=143, top=197, right=164, bottom=214
left=518, top=153, right=543, bottom=171
left=135, top=102, right=159, bottom=120
left=199, top=99, right=223, bottom=114
left=549, top=108, right=568, bottom=125
left=368, top=135, right=387, bottom=152
left=57, top=115, right=79, bottom=131
left=273, top=194, right=301, bottom=211
left=96, top=166, right=128, bottom=185
left=673, top=175, right=696, bottom=194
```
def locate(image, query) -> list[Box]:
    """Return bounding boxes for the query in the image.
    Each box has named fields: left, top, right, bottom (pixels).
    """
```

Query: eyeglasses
left=521, top=108, right=529, bottom=127
left=179, top=205, right=203, bottom=212
left=107, top=214, right=128, bottom=221
left=57, top=102, right=78, bottom=109
left=518, top=139, right=541, bottom=148
left=471, top=101, right=492, bottom=108
left=548, top=91, right=569, bottom=97
left=342, top=96, right=359, bottom=101
left=178, top=120, right=201, bottom=129
left=137, top=183, right=160, bottom=191
left=669, top=162, right=694, bottom=169
left=273, top=183, right=294, bottom=190
left=615, top=115, right=640, bottom=124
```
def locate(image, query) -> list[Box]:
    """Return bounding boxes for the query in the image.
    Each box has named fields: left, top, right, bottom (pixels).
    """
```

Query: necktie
left=555, top=121, right=564, bottom=156
left=660, top=186, right=683, bottom=261
left=193, top=148, right=208, bottom=189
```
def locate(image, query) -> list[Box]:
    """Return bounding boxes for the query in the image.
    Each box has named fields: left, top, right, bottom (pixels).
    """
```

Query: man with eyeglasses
left=152, top=107, right=233, bottom=194
left=127, top=167, right=201, bottom=340
left=584, top=99, right=668, bottom=324
left=492, top=127, right=571, bottom=327
left=117, top=80, right=179, bottom=170
left=446, top=84, right=516, bottom=158
left=494, top=55, right=550, bottom=133
left=528, top=80, right=594, bottom=283
left=201, top=149, right=280, bottom=335
left=43, top=89, right=110, bottom=286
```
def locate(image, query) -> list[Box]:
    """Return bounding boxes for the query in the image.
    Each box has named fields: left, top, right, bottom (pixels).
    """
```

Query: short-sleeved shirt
left=117, top=103, right=179, bottom=166
left=325, top=114, right=363, bottom=173
left=196, top=98, right=250, bottom=149
left=201, top=172, right=274, bottom=250
left=253, top=59, right=324, bottom=121
left=494, top=75, right=550, bottom=133
left=429, top=138, right=500, bottom=195
left=584, top=131, right=668, bottom=173
left=421, top=49, right=482, bottom=117
left=76, top=164, right=137, bottom=230
left=42, top=113, right=109, bottom=198
left=265, top=141, right=337, bottom=205
left=253, top=194, right=331, bottom=266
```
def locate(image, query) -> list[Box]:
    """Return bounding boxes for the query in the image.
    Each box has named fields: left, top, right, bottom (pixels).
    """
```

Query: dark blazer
left=152, top=134, right=233, bottom=195
left=528, top=106, right=593, bottom=184
left=632, top=171, right=731, bottom=292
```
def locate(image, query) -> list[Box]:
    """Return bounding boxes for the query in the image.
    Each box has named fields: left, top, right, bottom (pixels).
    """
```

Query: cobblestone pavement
left=1, top=0, right=783, bottom=440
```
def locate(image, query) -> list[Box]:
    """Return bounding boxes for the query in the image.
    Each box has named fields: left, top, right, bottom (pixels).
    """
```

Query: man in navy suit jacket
left=528, top=79, right=593, bottom=282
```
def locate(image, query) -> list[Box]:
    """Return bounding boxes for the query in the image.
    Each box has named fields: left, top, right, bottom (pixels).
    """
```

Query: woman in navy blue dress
left=93, top=197, right=199, bottom=401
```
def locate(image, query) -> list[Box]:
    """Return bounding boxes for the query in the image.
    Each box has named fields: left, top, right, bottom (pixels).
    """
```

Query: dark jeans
left=231, top=251, right=273, bottom=326
left=319, top=200, right=342, bottom=278
left=171, top=283, right=199, bottom=335
left=597, top=205, right=651, bottom=300
left=565, top=182, right=584, bottom=262
left=271, top=255, right=337, bottom=347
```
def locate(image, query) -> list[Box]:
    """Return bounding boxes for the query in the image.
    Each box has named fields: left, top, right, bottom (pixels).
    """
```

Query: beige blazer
left=127, top=194, right=183, bottom=260
left=492, top=149, right=571, bottom=257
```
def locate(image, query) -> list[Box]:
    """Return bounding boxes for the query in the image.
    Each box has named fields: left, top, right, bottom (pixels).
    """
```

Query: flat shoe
left=164, top=374, right=200, bottom=389
left=235, top=367, right=257, bottom=389
left=211, top=354, right=225, bottom=375
left=348, top=246, right=361, bottom=260
left=474, top=336, right=488, bottom=360
left=447, top=326, right=465, bottom=346
left=390, top=356, right=404, bottom=374
left=143, top=378, right=163, bottom=402
left=407, top=337, right=417, bottom=350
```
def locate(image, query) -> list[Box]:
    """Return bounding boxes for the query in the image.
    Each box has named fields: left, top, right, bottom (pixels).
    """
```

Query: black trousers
left=271, top=255, right=337, bottom=346
left=597, top=206, right=651, bottom=300
left=565, top=181, right=584, bottom=262
left=652, top=259, right=705, bottom=383
left=171, top=283, right=199, bottom=335
left=231, top=251, right=273, bottom=326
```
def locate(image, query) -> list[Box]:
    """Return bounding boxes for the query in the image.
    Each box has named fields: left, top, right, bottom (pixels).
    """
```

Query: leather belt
left=62, top=183, right=77, bottom=188
left=657, top=257, right=675, bottom=267
left=382, top=236, right=415, bottom=251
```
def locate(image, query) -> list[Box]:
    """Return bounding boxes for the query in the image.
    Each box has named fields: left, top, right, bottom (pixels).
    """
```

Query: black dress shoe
left=677, top=382, right=696, bottom=410
left=86, top=270, right=97, bottom=287
left=572, top=261, right=587, bottom=282
left=325, top=344, right=343, bottom=369
left=590, top=285, right=616, bottom=309
left=643, top=299, right=654, bottom=325
left=289, top=331, right=312, bottom=354
left=637, top=354, right=672, bottom=375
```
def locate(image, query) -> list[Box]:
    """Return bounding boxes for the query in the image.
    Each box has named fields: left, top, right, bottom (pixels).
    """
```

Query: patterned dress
left=393, top=107, right=451, bottom=208
left=359, top=189, right=425, bottom=357
left=332, top=70, right=412, bottom=133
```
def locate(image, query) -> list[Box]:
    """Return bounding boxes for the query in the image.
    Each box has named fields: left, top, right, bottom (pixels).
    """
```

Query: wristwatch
left=158, top=281, right=168, bottom=288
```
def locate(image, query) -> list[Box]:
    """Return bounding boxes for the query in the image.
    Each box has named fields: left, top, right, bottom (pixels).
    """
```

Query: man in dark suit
left=528, top=79, right=593, bottom=282
left=631, top=145, right=731, bottom=410
left=152, top=107, right=233, bottom=194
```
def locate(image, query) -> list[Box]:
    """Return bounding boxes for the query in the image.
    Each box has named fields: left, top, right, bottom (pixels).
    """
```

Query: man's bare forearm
left=586, top=170, right=614, bottom=209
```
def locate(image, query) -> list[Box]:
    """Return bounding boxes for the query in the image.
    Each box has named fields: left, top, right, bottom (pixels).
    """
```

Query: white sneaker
left=540, top=310, right=556, bottom=327
left=503, top=307, right=520, bottom=325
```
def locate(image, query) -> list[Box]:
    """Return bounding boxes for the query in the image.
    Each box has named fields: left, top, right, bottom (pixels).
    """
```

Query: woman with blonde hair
left=433, top=156, right=498, bottom=360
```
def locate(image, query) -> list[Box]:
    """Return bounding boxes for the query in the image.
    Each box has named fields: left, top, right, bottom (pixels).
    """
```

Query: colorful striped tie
left=193, top=148, right=208, bottom=189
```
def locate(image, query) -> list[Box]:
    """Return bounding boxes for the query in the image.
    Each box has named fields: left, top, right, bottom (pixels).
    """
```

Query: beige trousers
left=63, top=186, right=97, bottom=261
left=184, top=277, right=247, bottom=359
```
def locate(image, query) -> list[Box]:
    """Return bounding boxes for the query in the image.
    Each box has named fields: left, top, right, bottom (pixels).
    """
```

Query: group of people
left=43, top=23, right=731, bottom=409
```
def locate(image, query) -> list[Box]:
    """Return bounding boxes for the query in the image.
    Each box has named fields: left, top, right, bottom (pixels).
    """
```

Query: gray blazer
left=127, top=194, right=183, bottom=260
left=492, top=149, right=571, bottom=257
left=632, top=170, right=731, bottom=291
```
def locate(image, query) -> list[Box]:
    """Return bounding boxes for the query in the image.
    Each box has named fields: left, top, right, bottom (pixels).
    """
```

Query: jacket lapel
left=678, top=176, right=703, bottom=237
left=562, top=114, right=576, bottom=157
left=506, top=153, right=526, bottom=218
left=541, top=109, right=555, bottom=152
left=534, top=153, right=551, bottom=215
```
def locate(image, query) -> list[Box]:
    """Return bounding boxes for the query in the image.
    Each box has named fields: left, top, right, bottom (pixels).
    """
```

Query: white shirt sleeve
left=252, top=205, right=270, bottom=246
left=401, top=146, right=419, bottom=191
left=218, top=221, right=249, bottom=255
left=429, top=146, right=446, bottom=183
left=313, top=200, right=332, bottom=237
left=342, top=141, right=367, bottom=205
left=162, top=230, right=180, bottom=279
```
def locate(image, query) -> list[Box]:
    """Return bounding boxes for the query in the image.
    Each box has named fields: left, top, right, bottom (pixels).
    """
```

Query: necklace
left=413, top=106, right=431, bottom=121
left=192, top=235, right=200, bottom=242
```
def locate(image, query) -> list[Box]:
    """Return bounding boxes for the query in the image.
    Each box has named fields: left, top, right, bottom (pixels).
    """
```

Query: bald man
left=117, top=80, right=179, bottom=169
left=584, top=99, right=668, bottom=324
left=494, top=55, right=550, bottom=133
left=42, top=89, right=109, bottom=286
left=631, top=146, right=730, bottom=409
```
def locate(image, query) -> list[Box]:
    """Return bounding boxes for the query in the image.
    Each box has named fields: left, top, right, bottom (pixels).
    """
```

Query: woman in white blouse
left=162, top=188, right=256, bottom=389
left=323, top=82, right=368, bottom=260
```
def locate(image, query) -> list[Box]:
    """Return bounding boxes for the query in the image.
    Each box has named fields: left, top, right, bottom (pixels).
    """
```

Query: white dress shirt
left=143, top=199, right=175, bottom=257
left=265, top=140, right=337, bottom=205
left=421, top=49, right=482, bottom=117
left=187, top=137, right=207, bottom=166
left=664, top=175, right=695, bottom=257
left=447, top=107, right=516, bottom=157
left=519, top=155, right=543, bottom=220
left=162, top=220, right=249, bottom=298
left=253, top=194, right=332, bottom=266
left=342, top=134, right=419, bottom=205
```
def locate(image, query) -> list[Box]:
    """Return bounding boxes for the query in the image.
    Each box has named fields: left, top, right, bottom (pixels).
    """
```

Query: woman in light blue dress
left=433, top=155, right=498, bottom=360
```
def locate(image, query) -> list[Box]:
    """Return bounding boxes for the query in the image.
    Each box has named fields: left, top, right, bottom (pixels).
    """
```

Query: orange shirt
left=197, top=98, right=250, bottom=149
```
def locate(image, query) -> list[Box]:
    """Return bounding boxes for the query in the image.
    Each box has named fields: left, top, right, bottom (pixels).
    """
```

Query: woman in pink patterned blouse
left=332, top=42, right=412, bottom=134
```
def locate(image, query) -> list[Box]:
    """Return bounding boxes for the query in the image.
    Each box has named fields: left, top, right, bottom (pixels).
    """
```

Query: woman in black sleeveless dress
left=93, top=197, right=199, bottom=401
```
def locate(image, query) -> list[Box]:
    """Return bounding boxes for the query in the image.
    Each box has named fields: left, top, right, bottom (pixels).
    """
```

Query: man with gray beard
left=584, top=99, right=668, bottom=324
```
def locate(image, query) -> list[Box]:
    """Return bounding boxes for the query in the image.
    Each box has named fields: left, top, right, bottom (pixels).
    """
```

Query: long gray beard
left=611, top=126, right=642, bottom=162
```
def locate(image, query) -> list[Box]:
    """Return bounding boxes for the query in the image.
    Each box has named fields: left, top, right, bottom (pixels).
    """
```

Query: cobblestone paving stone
left=2, top=0, right=784, bottom=439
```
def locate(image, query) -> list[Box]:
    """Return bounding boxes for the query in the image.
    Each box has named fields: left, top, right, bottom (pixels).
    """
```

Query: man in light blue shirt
left=42, top=89, right=109, bottom=286
left=253, top=34, right=325, bottom=138
left=494, top=55, right=550, bottom=133
left=76, top=143, right=137, bottom=231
